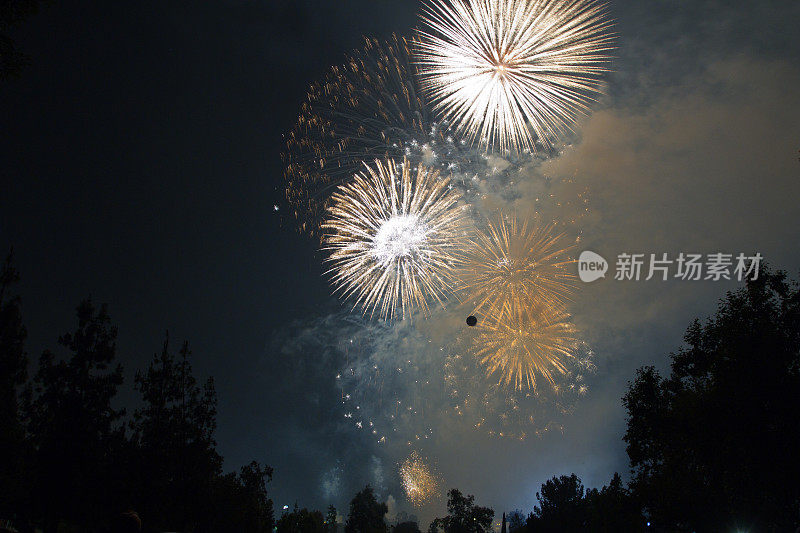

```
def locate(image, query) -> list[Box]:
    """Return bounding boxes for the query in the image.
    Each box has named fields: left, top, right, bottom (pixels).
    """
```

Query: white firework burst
left=415, top=0, right=615, bottom=153
left=323, top=158, right=468, bottom=320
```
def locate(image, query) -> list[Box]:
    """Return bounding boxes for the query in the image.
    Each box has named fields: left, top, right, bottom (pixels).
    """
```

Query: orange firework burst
left=459, top=214, right=577, bottom=318
left=472, top=302, right=579, bottom=392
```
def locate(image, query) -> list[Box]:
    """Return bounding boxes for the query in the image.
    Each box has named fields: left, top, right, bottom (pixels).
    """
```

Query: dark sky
left=2, top=0, right=799, bottom=526
left=1, top=0, right=418, bottom=486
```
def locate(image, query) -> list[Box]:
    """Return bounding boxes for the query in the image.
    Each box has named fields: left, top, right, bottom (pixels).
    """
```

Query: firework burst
left=400, top=451, right=441, bottom=506
left=472, top=302, right=579, bottom=392
left=323, top=158, right=468, bottom=320
left=415, top=0, right=614, bottom=153
left=459, top=214, right=577, bottom=317
left=284, top=35, right=429, bottom=235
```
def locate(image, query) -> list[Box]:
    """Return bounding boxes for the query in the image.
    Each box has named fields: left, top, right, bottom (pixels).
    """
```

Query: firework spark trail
left=273, top=308, right=594, bottom=447
left=336, top=317, right=441, bottom=445
left=415, top=0, right=615, bottom=153
left=459, top=214, right=578, bottom=318
left=323, top=158, right=469, bottom=320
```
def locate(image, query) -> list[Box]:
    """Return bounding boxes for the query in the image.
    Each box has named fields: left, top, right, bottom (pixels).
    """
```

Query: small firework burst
left=323, top=158, right=468, bottom=320
left=415, top=0, right=615, bottom=153
left=400, top=451, right=441, bottom=506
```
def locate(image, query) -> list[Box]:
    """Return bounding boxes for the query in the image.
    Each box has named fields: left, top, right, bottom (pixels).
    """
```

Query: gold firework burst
left=459, top=215, right=577, bottom=318
left=400, top=451, right=441, bottom=507
left=472, top=302, right=579, bottom=392
left=323, top=158, right=468, bottom=320
left=415, top=0, right=615, bottom=152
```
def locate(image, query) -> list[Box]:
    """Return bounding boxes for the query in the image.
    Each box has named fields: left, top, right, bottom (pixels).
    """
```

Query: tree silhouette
left=584, top=473, right=642, bottom=532
left=393, top=521, right=422, bottom=533
left=345, top=485, right=388, bottom=533
left=130, top=333, right=222, bottom=531
left=277, top=505, right=326, bottom=533
left=623, top=267, right=800, bottom=530
left=25, top=299, right=125, bottom=531
left=527, top=474, right=586, bottom=532
left=506, top=510, right=525, bottom=532
left=428, top=489, right=493, bottom=533
left=0, top=250, right=29, bottom=522
left=210, top=460, right=276, bottom=532
left=0, top=0, right=46, bottom=80
left=236, top=461, right=275, bottom=531
left=326, top=504, right=338, bottom=532
left=0, top=257, right=278, bottom=531
left=524, top=473, right=642, bottom=532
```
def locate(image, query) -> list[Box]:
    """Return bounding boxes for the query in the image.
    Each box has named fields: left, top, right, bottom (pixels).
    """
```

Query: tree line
left=2, top=249, right=799, bottom=532
left=0, top=251, right=273, bottom=532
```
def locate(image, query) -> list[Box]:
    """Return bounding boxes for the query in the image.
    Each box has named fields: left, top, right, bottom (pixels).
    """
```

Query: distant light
left=283, top=505, right=289, bottom=511
left=646, top=522, right=651, bottom=527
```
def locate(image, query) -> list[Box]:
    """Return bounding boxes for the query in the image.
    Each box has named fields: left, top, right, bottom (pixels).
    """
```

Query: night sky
left=2, top=0, right=799, bottom=526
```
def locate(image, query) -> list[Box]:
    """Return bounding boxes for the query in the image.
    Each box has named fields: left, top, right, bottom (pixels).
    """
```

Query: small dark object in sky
left=466, top=315, right=477, bottom=327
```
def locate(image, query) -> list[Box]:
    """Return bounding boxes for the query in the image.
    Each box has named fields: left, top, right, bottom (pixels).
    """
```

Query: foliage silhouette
left=130, top=333, right=221, bottom=531
left=277, top=505, right=326, bottom=533
left=428, top=489, right=493, bottom=533
left=524, top=473, right=642, bottom=532
left=0, top=0, right=47, bottom=80
left=0, top=261, right=275, bottom=532
left=25, top=298, right=126, bottom=531
left=393, top=521, right=422, bottom=533
left=346, top=485, right=388, bottom=533
left=528, top=474, right=586, bottom=532
left=506, top=510, right=525, bottom=532
left=209, top=461, right=275, bottom=532
left=584, top=473, right=642, bottom=531
left=326, top=504, right=339, bottom=532
left=623, top=267, right=800, bottom=530
left=0, top=250, right=29, bottom=522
